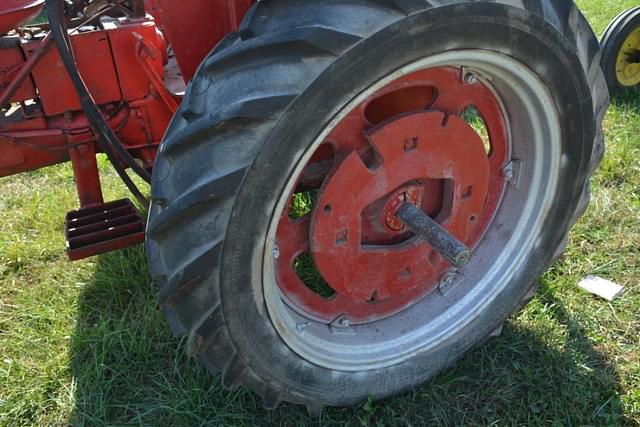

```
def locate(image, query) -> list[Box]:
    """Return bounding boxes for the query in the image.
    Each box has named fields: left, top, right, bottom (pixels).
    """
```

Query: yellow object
left=616, top=27, right=640, bottom=87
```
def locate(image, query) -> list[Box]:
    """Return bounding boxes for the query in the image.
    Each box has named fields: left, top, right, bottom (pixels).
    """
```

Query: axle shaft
left=396, top=203, right=471, bottom=268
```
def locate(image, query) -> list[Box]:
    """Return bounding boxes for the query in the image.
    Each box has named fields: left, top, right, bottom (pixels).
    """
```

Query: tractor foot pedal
left=65, top=199, right=146, bottom=261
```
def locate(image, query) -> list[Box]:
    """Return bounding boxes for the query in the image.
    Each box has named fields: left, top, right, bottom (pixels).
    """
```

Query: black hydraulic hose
left=45, top=0, right=151, bottom=208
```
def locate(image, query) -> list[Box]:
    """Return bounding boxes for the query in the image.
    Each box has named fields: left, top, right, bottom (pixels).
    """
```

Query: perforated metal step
left=65, top=199, right=145, bottom=260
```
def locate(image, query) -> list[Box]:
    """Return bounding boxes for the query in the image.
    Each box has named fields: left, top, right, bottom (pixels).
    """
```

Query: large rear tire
left=147, top=0, right=608, bottom=411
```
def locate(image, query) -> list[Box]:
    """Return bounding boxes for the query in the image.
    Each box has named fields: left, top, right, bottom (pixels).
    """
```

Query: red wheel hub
left=312, top=111, right=489, bottom=300
left=275, top=67, right=509, bottom=323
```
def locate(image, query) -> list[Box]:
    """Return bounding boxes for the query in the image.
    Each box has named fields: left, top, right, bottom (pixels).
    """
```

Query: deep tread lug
left=203, top=28, right=351, bottom=74
left=147, top=168, right=246, bottom=238
left=162, top=95, right=296, bottom=156
left=222, top=355, right=246, bottom=391
left=262, top=385, right=283, bottom=411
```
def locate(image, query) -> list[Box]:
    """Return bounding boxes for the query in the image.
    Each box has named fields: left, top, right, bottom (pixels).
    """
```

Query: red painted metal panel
left=0, top=131, right=70, bottom=176
left=26, top=31, right=122, bottom=116
left=150, top=0, right=253, bottom=81
left=0, top=44, right=37, bottom=102
left=107, top=18, right=166, bottom=101
left=0, top=0, right=44, bottom=34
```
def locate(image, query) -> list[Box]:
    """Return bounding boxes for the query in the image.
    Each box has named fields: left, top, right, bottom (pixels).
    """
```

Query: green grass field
left=1, top=1, right=639, bottom=425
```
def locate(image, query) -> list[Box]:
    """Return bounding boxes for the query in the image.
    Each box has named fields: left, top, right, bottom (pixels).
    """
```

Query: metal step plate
left=65, top=199, right=145, bottom=260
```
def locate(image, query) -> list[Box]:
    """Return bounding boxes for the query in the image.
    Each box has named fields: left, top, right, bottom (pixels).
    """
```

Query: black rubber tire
left=147, top=0, right=608, bottom=412
left=601, top=7, right=640, bottom=96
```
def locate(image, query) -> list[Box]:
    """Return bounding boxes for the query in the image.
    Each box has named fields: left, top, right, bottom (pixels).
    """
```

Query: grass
left=1, top=1, right=639, bottom=425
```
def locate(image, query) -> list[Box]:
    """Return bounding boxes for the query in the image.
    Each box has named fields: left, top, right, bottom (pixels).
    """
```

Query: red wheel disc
left=275, top=67, right=509, bottom=323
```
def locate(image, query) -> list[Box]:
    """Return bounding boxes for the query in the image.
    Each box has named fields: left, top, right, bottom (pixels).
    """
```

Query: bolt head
left=439, top=271, right=464, bottom=295
left=440, top=271, right=457, bottom=286
left=464, top=73, right=478, bottom=85
left=501, top=162, right=514, bottom=181
left=296, top=321, right=310, bottom=333
left=329, top=316, right=353, bottom=333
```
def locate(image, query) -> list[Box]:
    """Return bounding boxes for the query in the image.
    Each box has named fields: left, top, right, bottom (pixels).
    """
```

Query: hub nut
left=383, top=186, right=423, bottom=232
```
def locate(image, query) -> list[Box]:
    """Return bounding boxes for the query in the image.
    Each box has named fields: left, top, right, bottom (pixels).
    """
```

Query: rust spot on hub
left=383, top=186, right=422, bottom=232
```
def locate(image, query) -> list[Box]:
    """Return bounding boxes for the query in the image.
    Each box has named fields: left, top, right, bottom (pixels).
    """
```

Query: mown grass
left=1, top=1, right=639, bottom=425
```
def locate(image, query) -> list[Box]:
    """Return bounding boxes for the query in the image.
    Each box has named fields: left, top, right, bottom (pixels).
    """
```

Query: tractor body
left=0, top=0, right=249, bottom=259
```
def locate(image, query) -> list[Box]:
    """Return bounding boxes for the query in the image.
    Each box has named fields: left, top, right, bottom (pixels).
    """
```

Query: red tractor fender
left=0, top=0, right=44, bottom=34
left=144, top=0, right=253, bottom=81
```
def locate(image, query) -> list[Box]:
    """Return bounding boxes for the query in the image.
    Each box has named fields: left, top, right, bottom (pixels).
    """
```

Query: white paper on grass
left=578, top=275, right=625, bottom=302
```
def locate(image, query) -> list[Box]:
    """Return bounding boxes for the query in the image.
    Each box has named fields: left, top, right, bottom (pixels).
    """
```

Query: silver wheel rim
left=262, top=50, right=561, bottom=371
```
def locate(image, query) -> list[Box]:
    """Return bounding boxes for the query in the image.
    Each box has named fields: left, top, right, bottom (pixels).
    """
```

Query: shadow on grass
left=610, top=87, right=640, bottom=109
left=68, top=248, right=628, bottom=426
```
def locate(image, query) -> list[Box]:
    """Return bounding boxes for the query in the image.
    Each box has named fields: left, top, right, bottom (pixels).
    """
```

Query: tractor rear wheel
left=147, top=0, right=607, bottom=411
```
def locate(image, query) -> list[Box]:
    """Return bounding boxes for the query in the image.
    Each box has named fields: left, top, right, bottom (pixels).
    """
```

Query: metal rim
left=616, top=26, right=640, bottom=87
left=263, top=50, right=561, bottom=371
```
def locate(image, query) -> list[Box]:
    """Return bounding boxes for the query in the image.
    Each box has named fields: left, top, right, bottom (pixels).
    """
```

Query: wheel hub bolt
left=464, top=72, right=479, bottom=85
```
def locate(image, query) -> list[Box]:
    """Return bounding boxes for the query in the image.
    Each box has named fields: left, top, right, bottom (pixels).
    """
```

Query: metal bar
left=64, top=198, right=145, bottom=260
left=396, top=202, right=471, bottom=268
left=69, top=142, right=104, bottom=208
left=67, top=205, right=132, bottom=227
left=133, top=33, right=178, bottom=114
left=67, top=231, right=145, bottom=261
left=66, top=213, right=140, bottom=238
left=67, top=221, right=144, bottom=248
left=66, top=199, right=130, bottom=218
left=0, top=33, right=53, bottom=107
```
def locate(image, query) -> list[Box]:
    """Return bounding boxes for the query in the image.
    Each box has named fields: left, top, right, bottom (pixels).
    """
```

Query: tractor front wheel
left=601, top=7, right=640, bottom=95
left=147, top=0, right=607, bottom=411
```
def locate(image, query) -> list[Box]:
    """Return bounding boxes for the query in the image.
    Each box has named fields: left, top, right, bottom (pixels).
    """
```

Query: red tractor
left=0, top=0, right=608, bottom=413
